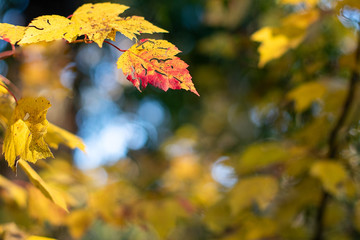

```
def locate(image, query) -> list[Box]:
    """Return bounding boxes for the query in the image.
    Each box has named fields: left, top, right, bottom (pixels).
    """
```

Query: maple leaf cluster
left=0, top=2, right=199, bottom=96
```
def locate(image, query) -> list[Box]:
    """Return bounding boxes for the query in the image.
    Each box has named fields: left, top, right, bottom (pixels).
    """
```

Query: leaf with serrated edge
left=110, top=16, right=167, bottom=41
left=2, top=97, right=53, bottom=169
left=18, top=159, right=68, bottom=212
left=0, top=23, right=26, bottom=44
left=19, top=15, right=78, bottom=45
left=71, top=2, right=129, bottom=47
left=117, top=39, right=199, bottom=96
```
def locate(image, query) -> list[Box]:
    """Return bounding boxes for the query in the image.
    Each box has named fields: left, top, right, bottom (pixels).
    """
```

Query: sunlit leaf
left=110, top=16, right=167, bottom=41
left=287, top=81, right=326, bottom=112
left=228, top=175, right=278, bottom=215
left=27, top=184, right=67, bottom=225
left=45, top=123, right=85, bottom=152
left=0, top=23, right=26, bottom=44
left=19, top=15, right=78, bottom=45
left=19, top=159, right=68, bottom=211
left=71, top=2, right=129, bottom=47
left=117, top=39, right=199, bottom=95
left=310, top=160, right=348, bottom=196
left=3, top=97, right=53, bottom=169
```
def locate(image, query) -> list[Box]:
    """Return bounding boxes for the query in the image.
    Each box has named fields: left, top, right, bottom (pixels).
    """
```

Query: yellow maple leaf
left=0, top=23, right=26, bottom=45
left=3, top=97, right=53, bottom=169
left=110, top=16, right=168, bottom=41
left=19, top=159, right=68, bottom=212
left=18, top=15, right=78, bottom=45
left=45, top=123, right=86, bottom=152
left=71, top=2, right=129, bottom=47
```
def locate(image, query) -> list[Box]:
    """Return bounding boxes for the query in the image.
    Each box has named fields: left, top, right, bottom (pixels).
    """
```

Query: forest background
left=1, top=0, right=360, bottom=240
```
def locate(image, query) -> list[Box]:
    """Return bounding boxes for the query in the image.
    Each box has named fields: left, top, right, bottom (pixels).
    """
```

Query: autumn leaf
left=0, top=23, right=26, bottom=44
left=18, top=15, right=78, bottom=45
left=45, top=123, right=86, bottom=152
left=2, top=97, right=53, bottom=169
left=19, top=159, right=68, bottom=212
left=71, top=2, right=129, bottom=47
left=110, top=16, right=168, bottom=41
left=117, top=39, right=199, bottom=96
left=251, top=10, right=319, bottom=67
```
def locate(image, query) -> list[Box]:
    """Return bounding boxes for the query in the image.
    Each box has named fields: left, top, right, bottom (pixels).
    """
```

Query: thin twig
left=312, top=24, right=360, bottom=240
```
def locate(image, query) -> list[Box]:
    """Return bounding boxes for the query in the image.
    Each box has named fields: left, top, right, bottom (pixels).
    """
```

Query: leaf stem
left=0, top=83, right=18, bottom=103
left=0, top=44, right=16, bottom=60
left=312, top=23, right=360, bottom=240
left=104, top=40, right=127, bottom=52
left=0, top=74, right=21, bottom=97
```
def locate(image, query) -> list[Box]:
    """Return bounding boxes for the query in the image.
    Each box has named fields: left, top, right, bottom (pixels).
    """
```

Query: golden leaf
left=2, top=97, right=53, bottom=169
left=45, top=123, right=85, bottom=152
left=19, top=15, right=78, bottom=45
left=110, top=16, right=168, bottom=41
left=0, top=23, right=26, bottom=44
left=71, top=2, right=129, bottom=47
left=251, top=10, right=319, bottom=67
left=19, top=159, right=68, bottom=212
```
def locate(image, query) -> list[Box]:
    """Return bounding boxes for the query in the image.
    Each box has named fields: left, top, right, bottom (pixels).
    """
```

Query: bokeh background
left=1, top=0, right=360, bottom=239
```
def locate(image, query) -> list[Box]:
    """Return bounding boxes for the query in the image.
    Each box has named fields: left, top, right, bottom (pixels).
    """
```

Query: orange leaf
left=117, top=39, right=199, bottom=96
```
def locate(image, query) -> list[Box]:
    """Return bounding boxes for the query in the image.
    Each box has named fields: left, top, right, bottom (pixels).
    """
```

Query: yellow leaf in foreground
left=287, top=81, right=326, bottom=112
left=229, top=175, right=278, bottom=215
left=0, top=23, right=26, bottom=44
left=19, top=159, right=68, bottom=212
left=3, top=97, right=53, bottom=169
left=310, top=160, right=347, bottom=196
left=45, top=123, right=85, bottom=152
left=19, top=15, right=78, bottom=44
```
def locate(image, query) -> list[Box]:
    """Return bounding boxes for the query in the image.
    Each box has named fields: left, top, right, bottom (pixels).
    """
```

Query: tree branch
left=312, top=25, right=360, bottom=240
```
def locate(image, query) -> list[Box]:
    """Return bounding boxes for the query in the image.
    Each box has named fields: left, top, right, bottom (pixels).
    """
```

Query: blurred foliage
left=2, top=0, right=360, bottom=239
